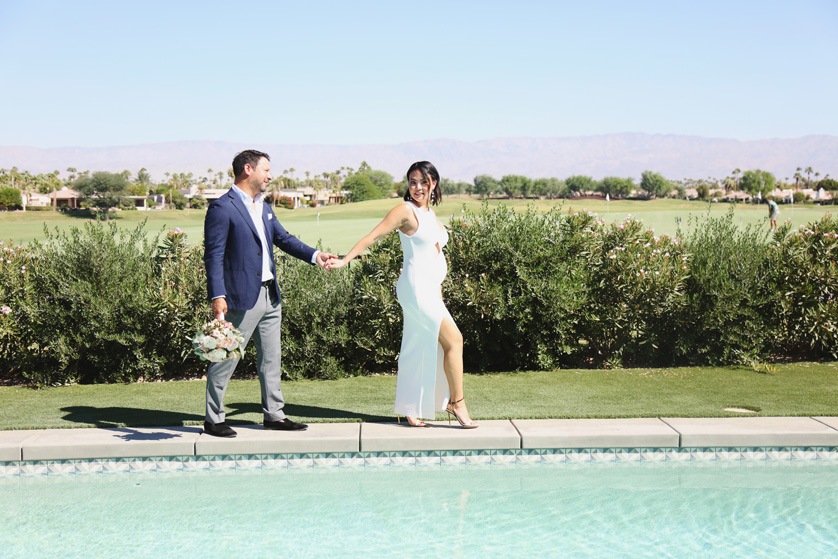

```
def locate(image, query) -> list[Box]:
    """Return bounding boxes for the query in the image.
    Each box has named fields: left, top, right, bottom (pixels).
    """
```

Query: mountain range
left=1, top=134, right=836, bottom=183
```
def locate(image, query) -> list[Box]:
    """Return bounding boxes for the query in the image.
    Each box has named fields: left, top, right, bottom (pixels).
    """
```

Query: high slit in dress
left=394, top=201, right=451, bottom=419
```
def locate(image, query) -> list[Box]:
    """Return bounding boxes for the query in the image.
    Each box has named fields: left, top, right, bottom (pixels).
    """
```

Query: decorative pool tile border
left=2, top=447, right=837, bottom=478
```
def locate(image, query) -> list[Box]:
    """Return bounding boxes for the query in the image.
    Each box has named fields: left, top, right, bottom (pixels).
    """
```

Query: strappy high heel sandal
left=397, top=415, right=429, bottom=427
left=445, top=398, right=478, bottom=429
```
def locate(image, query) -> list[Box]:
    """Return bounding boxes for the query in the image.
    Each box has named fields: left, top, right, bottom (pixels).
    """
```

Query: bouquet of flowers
left=192, top=318, right=245, bottom=362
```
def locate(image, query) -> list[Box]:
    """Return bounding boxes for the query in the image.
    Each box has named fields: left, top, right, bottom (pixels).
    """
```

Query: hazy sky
left=1, top=0, right=836, bottom=148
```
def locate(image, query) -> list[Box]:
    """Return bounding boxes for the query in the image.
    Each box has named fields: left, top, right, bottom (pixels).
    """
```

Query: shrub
left=677, top=209, right=774, bottom=365
left=149, top=228, right=212, bottom=379
left=578, top=214, right=688, bottom=368
left=0, top=188, right=23, bottom=207
left=190, top=195, right=207, bottom=209
left=275, top=247, right=355, bottom=380
left=444, top=204, right=587, bottom=371
left=764, top=214, right=838, bottom=359
left=12, top=222, right=164, bottom=384
left=793, top=191, right=807, bottom=204
left=0, top=242, right=30, bottom=376
left=275, top=196, right=295, bottom=210
left=343, top=232, right=404, bottom=373
left=1, top=204, right=835, bottom=385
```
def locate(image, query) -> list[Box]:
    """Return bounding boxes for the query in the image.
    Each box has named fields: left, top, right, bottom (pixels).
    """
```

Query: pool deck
left=2, top=416, right=837, bottom=461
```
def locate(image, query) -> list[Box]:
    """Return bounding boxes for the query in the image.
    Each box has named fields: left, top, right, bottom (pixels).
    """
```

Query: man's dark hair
left=232, top=150, right=270, bottom=180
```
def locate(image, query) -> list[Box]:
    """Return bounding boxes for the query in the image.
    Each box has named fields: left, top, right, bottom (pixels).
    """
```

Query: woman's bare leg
left=438, top=317, right=474, bottom=424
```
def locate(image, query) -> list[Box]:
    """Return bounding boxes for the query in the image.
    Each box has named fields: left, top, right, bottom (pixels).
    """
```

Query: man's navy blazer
left=204, top=189, right=316, bottom=311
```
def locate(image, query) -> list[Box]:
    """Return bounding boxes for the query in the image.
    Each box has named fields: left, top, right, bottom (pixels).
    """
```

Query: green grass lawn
left=1, top=362, right=835, bottom=430
left=2, top=199, right=833, bottom=253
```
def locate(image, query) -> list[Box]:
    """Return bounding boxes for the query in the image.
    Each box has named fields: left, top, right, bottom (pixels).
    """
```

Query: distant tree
left=344, top=173, right=383, bottom=202
left=472, top=175, right=499, bottom=199
left=135, top=167, right=153, bottom=188
left=33, top=171, right=63, bottom=194
left=500, top=175, right=531, bottom=198
left=639, top=170, right=672, bottom=199
left=805, top=166, right=814, bottom=189
left=0, top=187, right=22, bottom=208
left=127, top=183, right=147, bottom=196
left=364, top=169, right=395, bottom=198
left=696, top=183, right=710, bottom=201
left=817, top=178, right=838, bottom=204
left=739, top=169, right=776, bottom=196
left=533, top=177, right=566, bottom=199
left=439, top=178, right=470, bottom=195
left=565, top=175, right=596, bottom=195
left=74, top=171, right=129, bottom=220
left=597, top=176, right=635, bottom=199
left=171, top=192, right=189, bottom=210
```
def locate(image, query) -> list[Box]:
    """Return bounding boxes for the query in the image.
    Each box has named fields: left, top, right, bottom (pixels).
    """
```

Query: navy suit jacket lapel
left=228, top=190, right=260, bottom=241
left=261, top=205, right=273, bottom=242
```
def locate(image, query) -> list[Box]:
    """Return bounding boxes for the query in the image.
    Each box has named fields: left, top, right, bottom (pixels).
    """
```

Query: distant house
left=49, top=188, right=80, bottom=209
left=768, top=189, right=794, bottom=203
left=127, top=195, right=166, bottom=210
left=814, top=188, right=833, bottom=202
left=179, top=186, right=229, bottom=202
left=276, top=189, right=306, bottom=208
left=23, top=192, right=51, bottom=207
left=276, top=187, right=344, bottom=207
left=722, top=191, right=752, bottom=203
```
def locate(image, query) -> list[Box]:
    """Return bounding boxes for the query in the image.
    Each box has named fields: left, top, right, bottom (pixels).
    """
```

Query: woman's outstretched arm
left=326, top=203, right=413, bottom=270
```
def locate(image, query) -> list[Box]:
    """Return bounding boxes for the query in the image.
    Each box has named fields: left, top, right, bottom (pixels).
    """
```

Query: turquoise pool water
left=1, top=461, right=836, bottom=558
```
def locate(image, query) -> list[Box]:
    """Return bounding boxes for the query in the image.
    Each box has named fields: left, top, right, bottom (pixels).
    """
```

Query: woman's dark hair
left=403, top=161, right=442, bottom=206
left=232, top=149, right=270, bottom=180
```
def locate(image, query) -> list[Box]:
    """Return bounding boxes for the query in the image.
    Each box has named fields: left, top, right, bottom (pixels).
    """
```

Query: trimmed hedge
left=0, top=207, right=835, bottom=385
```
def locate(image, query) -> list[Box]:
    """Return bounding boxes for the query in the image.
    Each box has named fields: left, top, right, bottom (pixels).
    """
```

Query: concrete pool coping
left=1, top=416, right=837, bottom=461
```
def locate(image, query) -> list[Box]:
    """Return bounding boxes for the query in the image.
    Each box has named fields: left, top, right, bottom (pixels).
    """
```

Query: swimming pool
left=2, top=460, right=836, bottom=558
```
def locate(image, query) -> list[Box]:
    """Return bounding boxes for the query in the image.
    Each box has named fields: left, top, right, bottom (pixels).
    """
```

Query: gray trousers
left=205, top=284, right=285, bottom=424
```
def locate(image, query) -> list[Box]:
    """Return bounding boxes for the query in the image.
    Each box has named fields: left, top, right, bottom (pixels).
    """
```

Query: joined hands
left=324, top=256, right=348, bottom=272
left=315, top=251, right=339, bottom=269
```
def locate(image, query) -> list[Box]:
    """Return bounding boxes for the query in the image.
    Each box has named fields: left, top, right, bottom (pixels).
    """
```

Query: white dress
left=394, top=201, right=452, bottom=419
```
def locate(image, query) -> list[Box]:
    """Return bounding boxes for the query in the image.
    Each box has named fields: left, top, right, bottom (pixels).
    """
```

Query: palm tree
left=805, top=166, right=813, bottom=189
left=723, top=176, right=736, bottom=192
left=65, top=167, right=78, bottom=185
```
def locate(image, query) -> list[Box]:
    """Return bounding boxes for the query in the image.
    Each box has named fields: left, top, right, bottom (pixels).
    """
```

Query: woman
left=326, top=161, right=477, bottom=428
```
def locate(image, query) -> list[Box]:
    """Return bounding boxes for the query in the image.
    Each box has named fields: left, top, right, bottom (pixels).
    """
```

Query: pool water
left=1, top=461, right=836, bottom=558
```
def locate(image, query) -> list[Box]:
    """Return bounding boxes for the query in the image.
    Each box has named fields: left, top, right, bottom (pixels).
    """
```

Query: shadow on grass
left=226, top=402, right=392, bottom=423
left=60, top=403, right=390, bottom=428
left=61, top=406, right=203, bottom=428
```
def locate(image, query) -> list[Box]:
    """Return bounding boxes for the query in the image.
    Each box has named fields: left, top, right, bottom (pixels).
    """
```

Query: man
left=202, top=149, right=336, bottom=437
